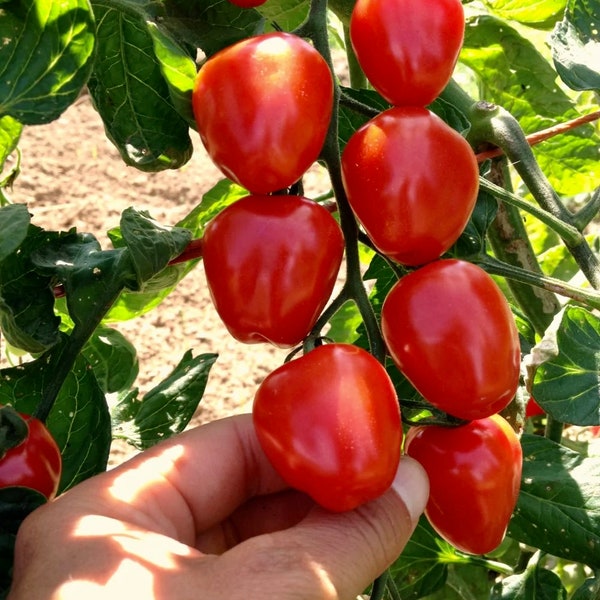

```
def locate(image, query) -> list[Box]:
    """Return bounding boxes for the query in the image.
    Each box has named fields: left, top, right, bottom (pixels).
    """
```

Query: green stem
left=483, top=160, right=561, bottom=335
left=545, top=414, right=565, bottom=444
left=34, top=285, right=123, bottom=423
left=343, top=24, right=367, bottom=89
left=302, top=0, right=386, bottom=363
left=468, top=102, right=600, bottom=290
left=479, top=178, right=583, bottom=246
left=370, top=570, right=389, bottom=600
left=477, top=255, right=600, bottom=311
left=573, top=186, right=600, bottom=232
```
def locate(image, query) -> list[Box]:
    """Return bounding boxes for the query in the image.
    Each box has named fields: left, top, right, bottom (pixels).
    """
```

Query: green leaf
left=112, top=350, right=217, bottom=449
left=119, top=207, right=192, bottom=291
left=31, top=229, right=133, bottom=328
left=529, top=306, right=600, bottom=426
left=88, top=1, right=193, bottom=171
left=0, top=343, right=112, bottom=493
left=325, top=300, right=362, bottom=344
left=0, top=0, right=96, bottom=124
left=508, top=434, right=600, bottom=568
left=483, top=0, right=567, bottom=26
left=0, top=226, right=61, bottom=353
left=105, top=180, right=244, bottom=322
left=160, top=0, right=265, bottom=58
left=0, top=115, right=22, bottom=173
left=550, top=0, right=600, bottom=92
left=491, top=565, right=567, bottom=599
left=146, top=21, right=197, bottom=126
left=257, top=0, right=309, bottom=31
left=0, top=204, right=30, bottom=262
left=82, top=325, right=139, bottom=394
left=448, top=187, right=498, bottom=259
left=461, top=14, right=600, bottom=196
left=572, top=577, right=600, bottom=599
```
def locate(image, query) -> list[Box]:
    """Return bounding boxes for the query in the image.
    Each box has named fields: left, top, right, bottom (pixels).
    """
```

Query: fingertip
left=390, top=455, right=430, bottom=524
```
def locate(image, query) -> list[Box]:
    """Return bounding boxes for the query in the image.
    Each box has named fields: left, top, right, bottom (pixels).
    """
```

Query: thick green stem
left=468, top=102, right=600, bottom=290
left=484, top=161, right=561, bottom=335
left=478, top=255, right=600, bottom=310
left=300, top=0, right=386, bottom=363
left=343, top=25, right=367, bottom=89
left=34, top=285, right=123, bottom=423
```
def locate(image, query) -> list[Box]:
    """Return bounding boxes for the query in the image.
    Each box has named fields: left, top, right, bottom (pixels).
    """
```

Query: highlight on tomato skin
left=192, top=32, right=334, bottom=195
left=252, top=343, right=403, bottom=512
left=0, top=407, right=62, bottom=501
left=381, top=259, right=521, bottom=421
left=341, top=107, right=479, bottom=267
left=349, top=0, right=465, bottom=106
left=405, top=414, right=523, bottom=556
left=202, top=195, right=344, bottom=348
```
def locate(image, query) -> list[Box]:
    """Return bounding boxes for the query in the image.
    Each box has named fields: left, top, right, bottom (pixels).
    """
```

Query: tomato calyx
left=0, top=406, right=29, bottom=458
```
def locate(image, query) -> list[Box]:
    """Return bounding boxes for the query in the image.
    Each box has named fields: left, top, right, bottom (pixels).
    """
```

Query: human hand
left=8, top=413, right=428, bottom=600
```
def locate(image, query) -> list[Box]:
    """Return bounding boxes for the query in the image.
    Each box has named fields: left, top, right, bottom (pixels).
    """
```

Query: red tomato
left=202, top=195, right=344, bottom=348
left=526, top=397, right=545, bottom=418
left=0, top=407, right=62, bottom=500
left=341, top=107, right=479, bottom=267
left=381, top=259, right=520, bottom=421
left=253, top=343, right=402, bottom=512
left=227, top=0, right=267, bottom=7
left=405, top=414, right=522, bottom=555
left=192, top=32, right=333, bottom=194
left=350, top=0, right=465, bottom=106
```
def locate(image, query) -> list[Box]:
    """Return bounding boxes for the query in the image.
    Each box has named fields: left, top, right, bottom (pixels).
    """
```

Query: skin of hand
left=8, top=413, right=428, bottom=600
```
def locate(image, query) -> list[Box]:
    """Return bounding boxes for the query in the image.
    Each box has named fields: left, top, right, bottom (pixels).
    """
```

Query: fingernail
left=390, top=456, right=430, bottom=523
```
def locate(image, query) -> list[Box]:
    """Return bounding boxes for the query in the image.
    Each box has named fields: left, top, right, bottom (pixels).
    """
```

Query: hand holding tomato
left=9, top=415, right=428, bottom=600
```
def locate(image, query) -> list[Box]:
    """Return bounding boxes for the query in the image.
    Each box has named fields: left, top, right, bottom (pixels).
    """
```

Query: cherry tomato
left=253, top=343, right=402, bottom=512
left=381, top=259, right=520, bottom=421
left=227, top=0, right=267, bottom=7
left=525, top=397, right=545, bottom=418
left=350, top=0, right=465, bottom=106
left=405, top=414, right=522, bottom=555
left=202, top=195, right=344, bottom=348
left=341, top=107, right=479, bottom=267
left=0, top=407, right=62, bottom=500
left=192, top=32, right=333, bottom=194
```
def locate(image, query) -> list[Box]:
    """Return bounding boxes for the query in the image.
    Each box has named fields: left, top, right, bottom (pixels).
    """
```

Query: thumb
left=214, top=456, right=429, bottom=600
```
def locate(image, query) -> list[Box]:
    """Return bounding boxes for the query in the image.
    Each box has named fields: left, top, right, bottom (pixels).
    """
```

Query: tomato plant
left=405, top=414, right=522, bottom=556
left=192, top=32, right=333, bottom=194
left=253, top=343, right=402, bottom=512
left=349, top=0, right=465, bottom=106
left=202, top=194, right=344, bottom=347
left=2, top=0, right=600, bottom=597
left=381, top=259, right=521, bottom=421
left=0, top=406, right=62, bottom=500
left=341, top=107, right=479, bottom=266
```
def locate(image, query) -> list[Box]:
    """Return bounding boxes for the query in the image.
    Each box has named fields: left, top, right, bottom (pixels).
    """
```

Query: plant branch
left=468, top=102, right=600, bottom=290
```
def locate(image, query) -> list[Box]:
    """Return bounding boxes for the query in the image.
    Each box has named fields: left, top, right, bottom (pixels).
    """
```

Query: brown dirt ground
left=4, top=93, right=334, bottom=464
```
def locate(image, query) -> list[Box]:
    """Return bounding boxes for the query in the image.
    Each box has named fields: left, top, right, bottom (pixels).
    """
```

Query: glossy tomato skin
left=405, top=414, right=522, bottom=555
left=381, top=259, right=520, bottom=420
left=253, top=343, right=402, bottom=512
left=0, top=411, right=62, bottom=500
left=192, top=32, right=333, bottom=194
left=350, top=0, right=465, bottom=106
left=341, top=107, right=479, bottom=267
left=202, top=195, right=344, bottom=348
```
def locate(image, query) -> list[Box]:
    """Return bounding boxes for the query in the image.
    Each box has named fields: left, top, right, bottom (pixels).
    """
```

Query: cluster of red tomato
left=191, top=0, right=524, bottom=553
